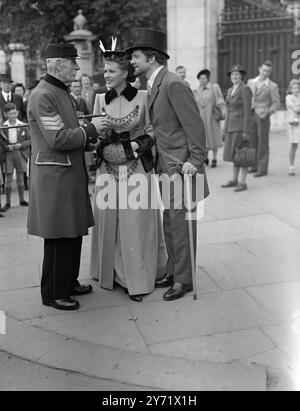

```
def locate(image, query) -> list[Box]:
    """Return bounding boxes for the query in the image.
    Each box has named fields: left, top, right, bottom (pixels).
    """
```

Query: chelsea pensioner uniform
left=27, top=74, right=98, bottom=301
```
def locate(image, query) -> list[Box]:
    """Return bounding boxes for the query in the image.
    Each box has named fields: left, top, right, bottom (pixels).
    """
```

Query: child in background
left=1, top=103, right=30, bottom=210
left=286, top=79, right=300, bottom=176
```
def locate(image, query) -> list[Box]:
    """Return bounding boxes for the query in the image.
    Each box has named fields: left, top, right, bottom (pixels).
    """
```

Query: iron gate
left=218, top=4, right=300, bottom=104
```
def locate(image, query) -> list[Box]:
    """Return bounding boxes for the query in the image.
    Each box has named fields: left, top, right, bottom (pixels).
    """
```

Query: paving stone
left=0, top=352, right=153, bottom=391
left=129, top=290, right=277, bottom=345
left=246, top=349, right=293, bottom=370
left=267, top=368, right=299, bottom=391
left=149, top=329, right=275, bottom=363
left=39, top=338, right=267, bottom=391
left=246, top=282, right=300, bottom=323
left=27, top=306, right=149, bottom=354
left=207, top=201, right=264, bottom=221
left=198, top=215, right=297, bottom=245
left=0, top=317, right=66, bottom=362
left=0, top=263, right=40, bottom=292
left=263, top=324, right=300, bottom=372
left=0, top=282, right=133, bottom=321
left=200, top=242, right=300, bottom=290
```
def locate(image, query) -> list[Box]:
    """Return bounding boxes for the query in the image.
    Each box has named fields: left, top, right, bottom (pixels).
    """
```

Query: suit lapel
left=148, top=67, right=167, bottom=111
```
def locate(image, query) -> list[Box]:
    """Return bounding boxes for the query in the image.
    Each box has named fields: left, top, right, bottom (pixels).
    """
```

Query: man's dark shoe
left=3, top=203, right=10, bottom=212
left=254, top=172, right=267, bottom=178
left=42, top=298, right=80, bottom=311
left=163, top=283, right=193, bottom=302
left=0, top=206, right=6, bottom=213
left=20, top=201, right=29, bottom=207
left=155, top=274, right=174, bottom=288
left=71, top=284, right=93, bottom=296
left=0, top=214, right=4, bottom=218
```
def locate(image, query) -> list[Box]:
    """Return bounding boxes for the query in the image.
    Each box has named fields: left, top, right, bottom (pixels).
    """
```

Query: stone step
left=0, top=317, right=267, bottom=391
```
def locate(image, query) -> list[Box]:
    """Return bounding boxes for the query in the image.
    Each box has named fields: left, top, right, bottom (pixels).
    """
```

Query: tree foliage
left=0, top=0, right=166, bottom=54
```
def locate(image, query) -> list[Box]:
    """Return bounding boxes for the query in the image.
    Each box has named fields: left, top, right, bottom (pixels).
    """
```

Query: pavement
left=0, top=130, right=300, bottom=391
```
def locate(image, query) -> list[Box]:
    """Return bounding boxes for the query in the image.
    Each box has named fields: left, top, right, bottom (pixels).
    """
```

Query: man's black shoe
left=3, top=203, right=10, bottom=212
left=20, top=201, right=29, bottom=207
left=71, top=284, right=93, bottom=296
left=155, top=274, right=174, bottom=288
left=42, top=298, right=80, bottom=311
left=0, top=214, right=4, bottom=218
left=163, top=284, right=193, bottom=302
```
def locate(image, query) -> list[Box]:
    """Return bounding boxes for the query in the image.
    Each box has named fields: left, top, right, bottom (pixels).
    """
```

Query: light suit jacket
left=247, top=78, right=280, bottom=119
left=148, top=67, right=209, bottom=200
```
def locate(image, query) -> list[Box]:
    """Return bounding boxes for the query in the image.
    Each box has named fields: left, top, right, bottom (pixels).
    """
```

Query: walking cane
left=168, top=158, right=198, bottom=301
left=185, top=174, right=197, bottom=301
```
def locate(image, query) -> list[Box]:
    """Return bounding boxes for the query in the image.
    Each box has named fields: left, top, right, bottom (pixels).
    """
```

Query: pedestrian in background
left=247, top=61, right=280, bottom=177
left=221, top=65, right=252, bottom=192
left=0, top=103, right=30, bottom=210
left=286, top=79, right=300, bottom=176
left=193, top=69, right=226, bottom=168
left=176, top=66, right=190, bottom=87
left=80, top=73, right=96, bottom=113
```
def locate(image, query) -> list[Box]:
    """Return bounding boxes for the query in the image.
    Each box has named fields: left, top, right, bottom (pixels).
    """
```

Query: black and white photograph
left=0, top=0, right=300, bottom=393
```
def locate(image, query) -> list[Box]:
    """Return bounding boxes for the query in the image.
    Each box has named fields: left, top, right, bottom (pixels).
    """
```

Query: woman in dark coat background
left=221, top=65, right=252, bottom=192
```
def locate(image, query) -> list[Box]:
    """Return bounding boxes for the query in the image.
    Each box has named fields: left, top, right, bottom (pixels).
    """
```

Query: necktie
left=6, top=94, right=10, bottom=103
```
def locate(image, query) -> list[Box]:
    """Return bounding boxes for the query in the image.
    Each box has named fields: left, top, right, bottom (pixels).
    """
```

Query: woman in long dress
left=193, top=69, right=226, bottom=168
left=90, top=51, right=166, bottom=302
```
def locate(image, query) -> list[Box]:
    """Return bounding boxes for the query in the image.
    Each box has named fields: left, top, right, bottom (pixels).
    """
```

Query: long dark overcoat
left=27, top=74, right=94, bottom=239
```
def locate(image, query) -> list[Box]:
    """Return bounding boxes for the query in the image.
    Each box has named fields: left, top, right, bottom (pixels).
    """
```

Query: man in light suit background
left=127, top=28, right=209, bottom=301
left=247, top=61, right=281, bottom=177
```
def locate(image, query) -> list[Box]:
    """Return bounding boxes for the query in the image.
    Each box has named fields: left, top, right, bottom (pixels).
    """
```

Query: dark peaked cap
left=44, top=43, right=79, bottom=59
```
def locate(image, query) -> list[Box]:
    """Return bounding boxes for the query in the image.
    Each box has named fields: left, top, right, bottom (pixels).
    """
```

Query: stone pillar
left=0, top=50, right=6, bottom=74
left=8, top=43, right=26, bottom=85
left=64, top=10, right=97, bottom=78
left=167, top=0, right=224, bottom=89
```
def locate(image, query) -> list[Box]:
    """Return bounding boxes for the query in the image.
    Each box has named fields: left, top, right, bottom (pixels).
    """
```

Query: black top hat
left=0, top=73, right=13, bottom=83
left=44, top=43, right=79, bottom=59
left=126, top=28, right=170, bottom=59
left=228, top=65, right=247, bottom=77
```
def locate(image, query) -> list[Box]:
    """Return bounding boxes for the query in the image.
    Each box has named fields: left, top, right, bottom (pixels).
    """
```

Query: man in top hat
left=127, top=28, right=209, bottom=301
left=27, top=43, right=108, bottom=311
left=247, top=60, right=280, bottom=177
left=0, top=73, right=26, bottom=122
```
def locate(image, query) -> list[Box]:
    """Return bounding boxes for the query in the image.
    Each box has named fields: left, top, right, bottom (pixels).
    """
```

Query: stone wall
left=167, top=0, right=224, bottom=89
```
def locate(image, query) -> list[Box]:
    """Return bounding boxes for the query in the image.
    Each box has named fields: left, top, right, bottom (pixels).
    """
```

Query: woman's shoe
left=289, top=167, right=296, bottom=176
left=204, top=158, right=209, bottom=166
left=221, top=181, right=238, bottom=188
left=211, top=160, right=217, bottom=168
left=3, top=203, right=10, bottom=212
left=234, top=183, right=248, bottom=192
left=129, top=295, right=144, bottom=303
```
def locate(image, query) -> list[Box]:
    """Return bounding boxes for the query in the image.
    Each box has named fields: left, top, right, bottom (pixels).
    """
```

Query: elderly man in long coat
left=27, top=44, right=107, bottom=311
